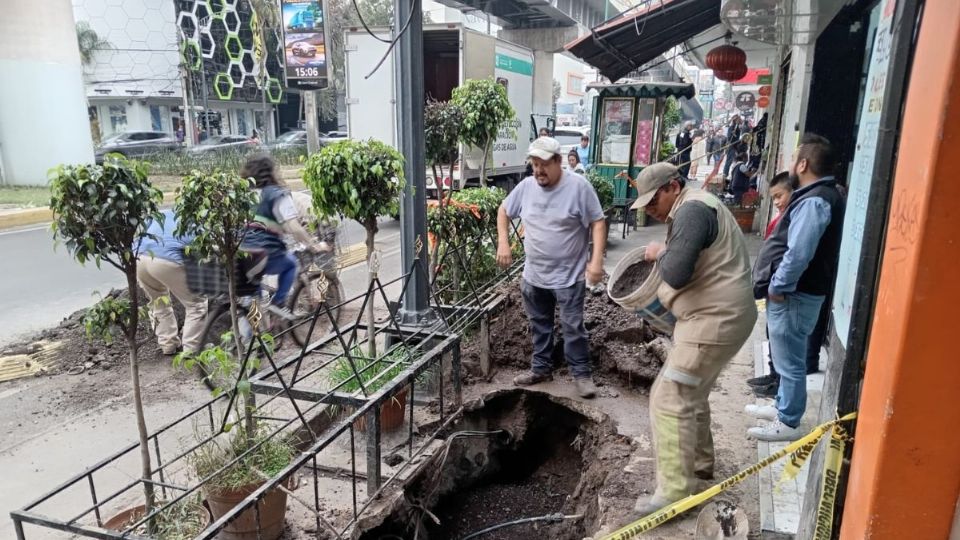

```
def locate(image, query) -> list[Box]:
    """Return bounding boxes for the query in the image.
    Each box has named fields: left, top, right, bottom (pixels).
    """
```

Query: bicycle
left=192, top=223, right=345, bottom=388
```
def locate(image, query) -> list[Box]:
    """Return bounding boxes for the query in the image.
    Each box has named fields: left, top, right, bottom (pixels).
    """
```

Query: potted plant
left=189, top=425, right=295, bottom=540
left=303, top=139, right=405, bottom=358
left=726, top=189, right=761, bottom=233
left=452, top=78, right=515, bottom=187
left=174, top=170, right=295, bottom=540
left=102, top=494, right=210, bottom=539
left=49, top=156, right=164, bottom=528
left=327, top=346, right=415, bottom=432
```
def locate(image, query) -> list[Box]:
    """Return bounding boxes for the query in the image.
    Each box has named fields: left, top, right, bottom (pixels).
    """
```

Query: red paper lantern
left=714, top=63, right=749, bottom=82
left=706, top=43, right=747, bottom=73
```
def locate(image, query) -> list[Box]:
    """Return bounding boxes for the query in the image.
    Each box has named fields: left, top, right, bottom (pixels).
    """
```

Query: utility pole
left=304, top=90, right=320, bottom=153
left=180, top=66, right=196, bottom=146
left=395, top=0, right=432, bottom=323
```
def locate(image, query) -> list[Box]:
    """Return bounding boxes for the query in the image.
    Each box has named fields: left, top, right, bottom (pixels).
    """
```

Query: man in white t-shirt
left=496, top=137, right=606, bottom=398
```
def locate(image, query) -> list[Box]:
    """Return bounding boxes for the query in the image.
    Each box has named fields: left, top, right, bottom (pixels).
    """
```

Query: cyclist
left=240, top=154, right=329, bottom=318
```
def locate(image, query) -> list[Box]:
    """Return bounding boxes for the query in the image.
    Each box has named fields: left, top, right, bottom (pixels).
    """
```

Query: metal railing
left=10, top=217, right=526, bottom=540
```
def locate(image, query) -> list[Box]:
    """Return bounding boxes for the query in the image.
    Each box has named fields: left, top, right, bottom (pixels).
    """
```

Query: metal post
left=200, top=65, right=211, bottom=136
left=365, top=409, right=382, bottom=493
left=180, top=67, right=196, bottom=147
left=304, top=90, right=320, bottom=153
left=395, top=0, right=433, bottom=324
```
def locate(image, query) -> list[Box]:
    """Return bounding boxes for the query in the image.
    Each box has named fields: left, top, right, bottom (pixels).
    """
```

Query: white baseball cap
left=527, top=137, right=562, bottom=160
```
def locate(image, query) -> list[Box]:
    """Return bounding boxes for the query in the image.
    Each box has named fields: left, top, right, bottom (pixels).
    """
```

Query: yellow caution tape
left=601, top=412, right=858, bottom=540
left=813, top=423, right=851, bottom=540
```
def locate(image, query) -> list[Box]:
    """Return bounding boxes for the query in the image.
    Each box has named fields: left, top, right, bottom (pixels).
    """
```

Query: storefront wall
left=840, top=0, right=960, bottom=536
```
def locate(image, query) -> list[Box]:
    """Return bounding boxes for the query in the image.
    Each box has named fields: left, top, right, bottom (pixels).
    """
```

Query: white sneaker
left=747, top=419, right=804, bottom=441
left=744, top=404, right=778, bottom=421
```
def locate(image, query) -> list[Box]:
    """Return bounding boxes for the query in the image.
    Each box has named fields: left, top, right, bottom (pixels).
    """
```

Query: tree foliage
left=424, top=99, right=464, bottom=169
left=452, top=78, right=515, bottom=186
left=302, top=139, right=405, bottom=236
left=49, top=155, right=163, bottom=517
left=50, top=157, right=163, bottom=272
left=174, top=170, right=257, bottom=267
left=75, top=21, right=112, bottom=66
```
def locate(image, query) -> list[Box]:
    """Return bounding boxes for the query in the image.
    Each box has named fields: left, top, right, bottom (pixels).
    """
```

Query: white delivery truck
left=345, top=24, right=536, bottom=193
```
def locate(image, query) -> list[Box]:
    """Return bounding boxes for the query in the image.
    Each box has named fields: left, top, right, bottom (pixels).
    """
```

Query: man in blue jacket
left=135, top=210, right=207, bottom=355
left=748, top=134, right=845, bottom=441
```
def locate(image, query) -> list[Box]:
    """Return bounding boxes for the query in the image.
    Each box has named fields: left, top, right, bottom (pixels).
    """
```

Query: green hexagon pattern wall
left=176, top=0, right=285, bottom=104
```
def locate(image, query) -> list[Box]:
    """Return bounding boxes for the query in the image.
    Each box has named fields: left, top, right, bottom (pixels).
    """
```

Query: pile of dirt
left=0, top=288, right=183, bottom=412
left=461, top=280, right=670, bottom=389
left=610, top=260, right=654, bottom=298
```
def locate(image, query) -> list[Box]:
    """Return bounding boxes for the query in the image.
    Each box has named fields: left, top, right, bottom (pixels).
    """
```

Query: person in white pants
left=135, top=210, right=207, bottom=355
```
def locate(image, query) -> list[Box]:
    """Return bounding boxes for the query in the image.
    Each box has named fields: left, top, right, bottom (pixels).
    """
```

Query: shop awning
left=586, top=81, right=696, bottom=99
left=566, top=0, right=721, bottom=82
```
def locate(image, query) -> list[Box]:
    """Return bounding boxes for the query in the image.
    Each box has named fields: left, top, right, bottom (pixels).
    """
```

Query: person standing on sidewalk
left=748, top=134, right=845, bottom=441
left=675, top=122, right=694, bottom=178
left=747, top=171, right=793, bottom=398
left=135, top=210, right=207, bottom=355
left=627, top=162, right=757, bottom=514
left=496, top=137, right=607, bottom=399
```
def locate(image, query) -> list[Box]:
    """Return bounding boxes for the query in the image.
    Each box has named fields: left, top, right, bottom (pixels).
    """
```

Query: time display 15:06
left=293, top=67, right=319, bottom=77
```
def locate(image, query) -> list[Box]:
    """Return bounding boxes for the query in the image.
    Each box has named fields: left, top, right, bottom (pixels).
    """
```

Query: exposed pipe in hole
left=460, top=512, right=585, bottom=540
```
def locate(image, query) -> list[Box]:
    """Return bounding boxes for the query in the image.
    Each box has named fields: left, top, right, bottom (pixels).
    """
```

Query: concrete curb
left=0, top=208, right=53, bottom=230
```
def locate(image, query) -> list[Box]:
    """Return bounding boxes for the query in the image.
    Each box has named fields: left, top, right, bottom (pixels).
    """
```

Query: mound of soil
left=610, top=260, right=654, bottom=298
left=461, top=280, right=670, bottom=388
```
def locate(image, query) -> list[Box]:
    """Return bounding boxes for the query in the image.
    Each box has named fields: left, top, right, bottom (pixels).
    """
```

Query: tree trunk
left=479, top=140, right=490, bottom=188
left=365, top=223, right=377, bottom=359
left=125, top=270, right=155, bottom=524
left=430, top=164, right=443, bottom=284
left=226, top=263, right=255, bottom=443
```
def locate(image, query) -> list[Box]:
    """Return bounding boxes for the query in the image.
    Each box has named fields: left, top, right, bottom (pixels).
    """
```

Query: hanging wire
left=352, top=0, right=393, bottom=43
left=364, top=0, right=422, bottom=79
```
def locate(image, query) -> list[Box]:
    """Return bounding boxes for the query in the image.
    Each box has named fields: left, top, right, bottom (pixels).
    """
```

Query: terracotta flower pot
left=204, top=480, right=290, bottom=540
left=103, top=501, right=210, bottom=534
left=354, top=387, right=408, bottom=433
left=731, top=207, right=756, bottom=233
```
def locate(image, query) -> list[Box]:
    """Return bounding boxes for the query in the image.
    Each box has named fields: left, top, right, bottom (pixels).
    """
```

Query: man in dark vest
left=747, top=133, right=845, bottom=441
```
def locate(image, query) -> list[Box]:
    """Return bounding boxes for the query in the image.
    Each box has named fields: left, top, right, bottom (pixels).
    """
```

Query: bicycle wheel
left=289, top=272, right=343, bottom=347
left=197, top=303, right=254, bottom=391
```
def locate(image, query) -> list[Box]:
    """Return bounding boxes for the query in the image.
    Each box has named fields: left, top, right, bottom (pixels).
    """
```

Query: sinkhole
left=359, top=389, right=623, bottom=540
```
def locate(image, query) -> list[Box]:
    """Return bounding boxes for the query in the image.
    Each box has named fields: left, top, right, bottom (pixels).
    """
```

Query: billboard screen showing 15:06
left=281, top=0, right=328, bottom=89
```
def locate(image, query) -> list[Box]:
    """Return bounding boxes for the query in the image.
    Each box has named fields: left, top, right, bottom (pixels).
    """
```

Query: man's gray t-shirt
left=503, top=170, right=604, bottom=289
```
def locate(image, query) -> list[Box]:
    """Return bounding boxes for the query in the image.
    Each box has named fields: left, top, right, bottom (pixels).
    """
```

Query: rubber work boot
left=575, top=377, right=597, bottom=399
left=513, top=371, right=553, bottom=387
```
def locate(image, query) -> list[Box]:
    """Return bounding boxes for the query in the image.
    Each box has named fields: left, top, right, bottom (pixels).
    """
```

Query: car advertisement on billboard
left=281, top=0, right=328, bottom=89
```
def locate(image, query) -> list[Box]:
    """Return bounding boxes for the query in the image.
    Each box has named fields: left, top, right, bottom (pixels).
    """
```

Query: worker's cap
left=631, top=162, right=680, bottom=210
left=527, top=137, right=562, bottom=160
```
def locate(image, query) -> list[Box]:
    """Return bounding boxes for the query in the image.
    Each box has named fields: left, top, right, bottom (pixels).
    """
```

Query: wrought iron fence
left=11, top=217, right=526, bottom=539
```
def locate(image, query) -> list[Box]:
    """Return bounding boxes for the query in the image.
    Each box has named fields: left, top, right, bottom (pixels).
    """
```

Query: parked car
left=554, top=127, right=589, bottom=162
left=95, top=131, right=181, bottom=163
left=319, top=131, right=347, bottom=146
left=292, top=42, right=317, bottom=57
left=187, top=134, right=260, bottom=155
left=267, top=130, right=307, bottom=152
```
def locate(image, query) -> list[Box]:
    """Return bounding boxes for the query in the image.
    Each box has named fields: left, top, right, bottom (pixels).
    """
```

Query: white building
left=72, top=0, right=278, bottom=144
left=71, top=0, right=184, bottom=143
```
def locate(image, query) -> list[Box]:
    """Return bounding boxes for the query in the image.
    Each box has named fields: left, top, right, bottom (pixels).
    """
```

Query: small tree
left=452, top=78, right=515, bottom=187
left=303, top=139, right=404, bottom=357
left=174, top=170, right=259, bottom=435
left=424, top=99, right=464, bottom=280
left=49, top=156, right=164, bottom=517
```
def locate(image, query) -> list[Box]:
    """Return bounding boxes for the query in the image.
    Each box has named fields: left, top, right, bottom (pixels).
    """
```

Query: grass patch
left=0, top=186, right=50, bottom=208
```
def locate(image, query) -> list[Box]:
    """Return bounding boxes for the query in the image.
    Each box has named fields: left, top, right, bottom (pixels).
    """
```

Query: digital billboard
left=281, top=0, right=329, bottom=89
